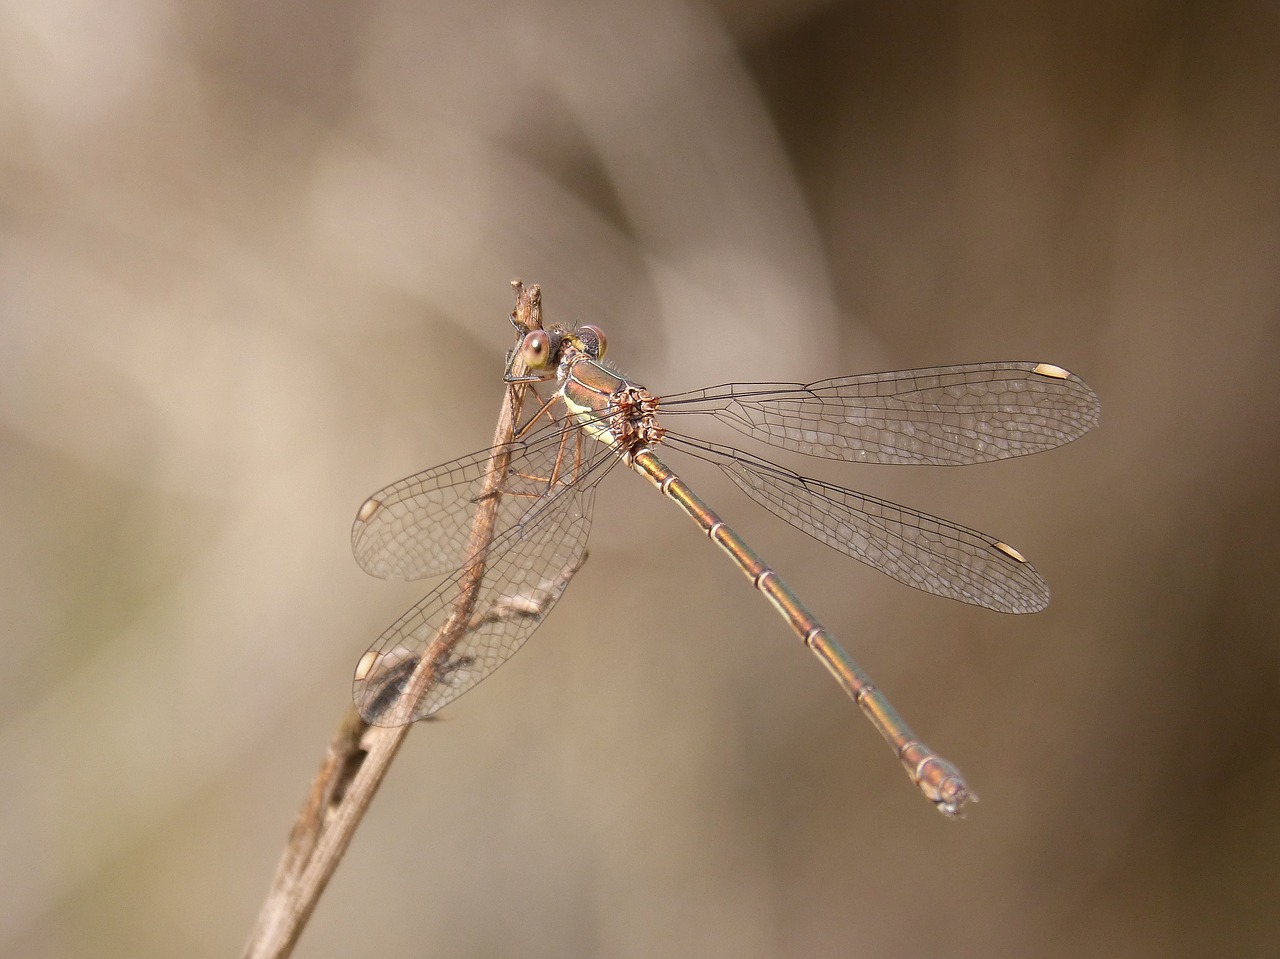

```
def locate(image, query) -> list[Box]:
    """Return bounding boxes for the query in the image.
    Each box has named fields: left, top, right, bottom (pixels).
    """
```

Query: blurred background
left=3, top=1, right=1278, bottom=957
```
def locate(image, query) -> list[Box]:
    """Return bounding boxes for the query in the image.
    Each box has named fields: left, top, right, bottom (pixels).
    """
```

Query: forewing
left=662, top=362, right=1100, bottom=465
left=352, top=423, right=586, bottom=581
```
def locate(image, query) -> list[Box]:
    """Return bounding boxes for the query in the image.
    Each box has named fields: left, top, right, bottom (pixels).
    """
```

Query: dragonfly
left=350, top=310, right=1100, bottom=818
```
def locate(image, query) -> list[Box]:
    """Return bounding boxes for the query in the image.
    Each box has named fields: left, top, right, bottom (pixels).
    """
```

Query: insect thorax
left=609, top=383, right=666, bottom=454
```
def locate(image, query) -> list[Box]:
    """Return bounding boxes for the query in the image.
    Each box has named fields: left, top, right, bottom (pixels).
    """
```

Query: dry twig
left=243, top=281, right=547, bottom=959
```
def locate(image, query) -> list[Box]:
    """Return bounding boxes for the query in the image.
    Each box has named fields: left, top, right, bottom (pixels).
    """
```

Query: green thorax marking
left=559, top=350, right=665, bottom=453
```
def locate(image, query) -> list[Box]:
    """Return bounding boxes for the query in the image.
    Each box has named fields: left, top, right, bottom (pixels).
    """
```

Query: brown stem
left=242, top=281, right=545, bottom=959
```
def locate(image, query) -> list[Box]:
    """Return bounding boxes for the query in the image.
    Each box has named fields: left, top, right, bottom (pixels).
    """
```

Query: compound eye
left=578, top=324, right=608, bottom=359
left=519, top=330, right=553, bottom=370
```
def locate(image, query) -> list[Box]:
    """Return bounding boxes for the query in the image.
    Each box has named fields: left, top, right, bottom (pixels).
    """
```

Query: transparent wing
left=353, top=485, right=595, bottom=726
left=352, top=419, right=597, bottom=581
left=668, top=437, right=1048, bottom=613
left=660, top=362, right=1101, bottom=465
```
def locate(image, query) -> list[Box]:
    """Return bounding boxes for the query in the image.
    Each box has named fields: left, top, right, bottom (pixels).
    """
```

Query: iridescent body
left=351, top=315, right=1100, bottom=818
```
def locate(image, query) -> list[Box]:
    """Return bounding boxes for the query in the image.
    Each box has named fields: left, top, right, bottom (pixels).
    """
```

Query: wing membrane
left=669, top=437, right=1048, bottom=613
left=661, top=362, right=1101, bottom=466
left=353, top=486, right=595, bottom=726
left=352, top=421, right=597, bottom=581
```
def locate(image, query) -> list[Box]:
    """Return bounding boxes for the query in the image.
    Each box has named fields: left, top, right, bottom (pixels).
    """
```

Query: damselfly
left=351, top=305, right=1099, bottom=817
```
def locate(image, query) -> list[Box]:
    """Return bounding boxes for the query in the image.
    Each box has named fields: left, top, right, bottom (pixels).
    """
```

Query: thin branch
left=243, top=281, right=547, bottom=959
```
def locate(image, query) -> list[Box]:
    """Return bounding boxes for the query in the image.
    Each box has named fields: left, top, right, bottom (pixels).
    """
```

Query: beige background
left=3, top=1, right=1277, bottom=957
